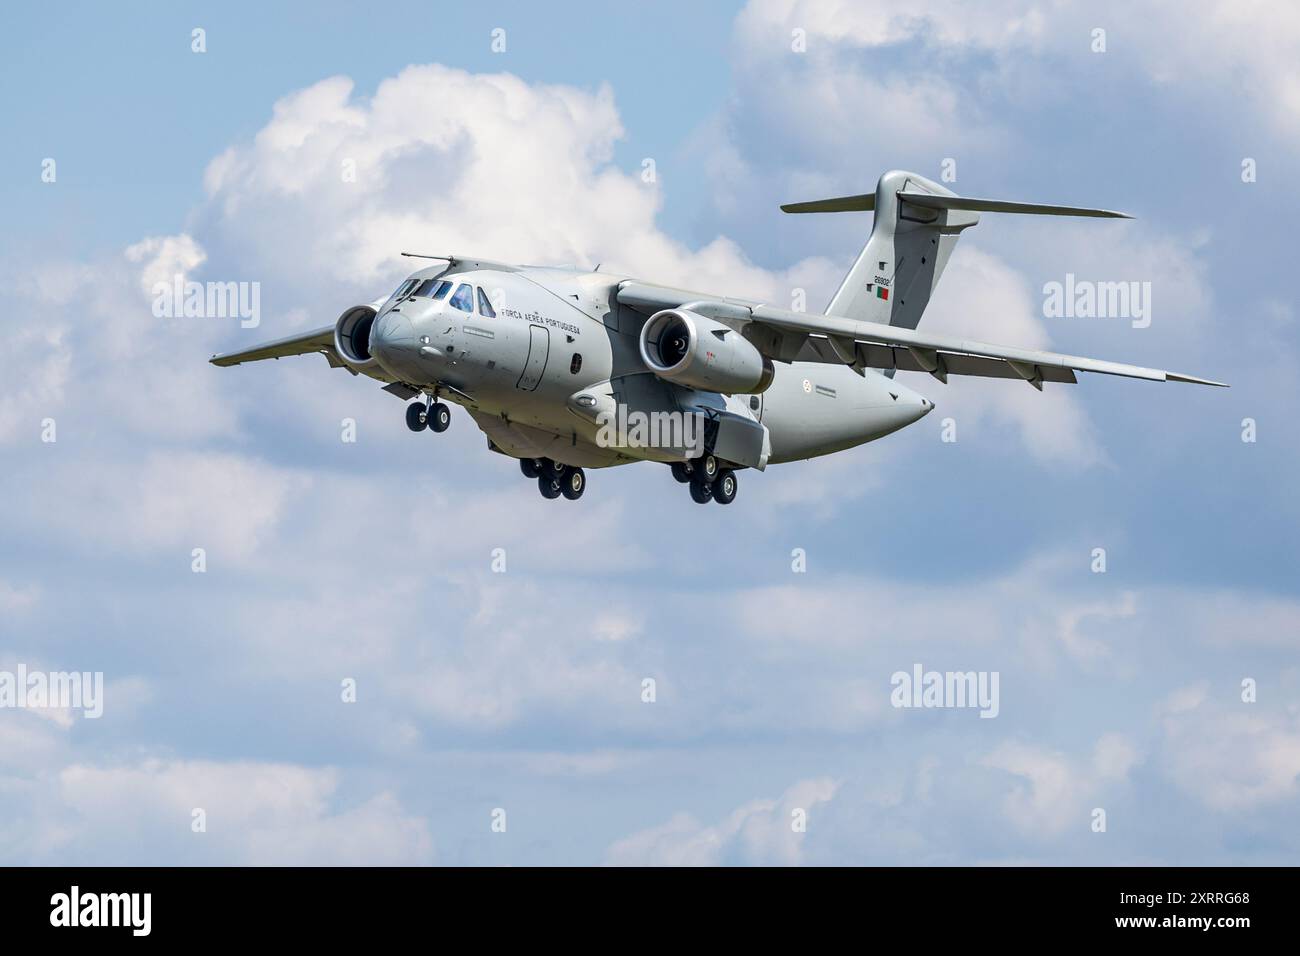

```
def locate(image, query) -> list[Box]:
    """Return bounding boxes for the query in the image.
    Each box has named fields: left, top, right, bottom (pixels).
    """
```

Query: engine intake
left=334, top=305, right=379, bottom=368
left=639, top=309, right=773, bottom=394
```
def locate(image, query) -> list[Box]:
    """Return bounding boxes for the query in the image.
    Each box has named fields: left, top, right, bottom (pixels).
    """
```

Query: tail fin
left=782, top=170, right=1130, bottom=338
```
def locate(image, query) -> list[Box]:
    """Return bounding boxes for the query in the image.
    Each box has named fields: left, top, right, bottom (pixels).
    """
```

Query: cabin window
left=477, top=287, right=497, bottom=318
left=450, top=283, right=474, bottom=312
left=570, top=353, right=582, bottom=375
left=749, top=395, right=760, bottom=411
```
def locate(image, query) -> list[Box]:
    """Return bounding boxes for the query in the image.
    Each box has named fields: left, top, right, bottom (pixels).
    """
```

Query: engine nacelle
left=333, top=304, right=380, bottom=369
left=639, top=309, right=774, bottom=394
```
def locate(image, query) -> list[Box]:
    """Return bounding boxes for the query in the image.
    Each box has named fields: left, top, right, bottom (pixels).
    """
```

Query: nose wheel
left=407, top=400, right=450, bottom=433
left=427, top=402, right=451, bottom=433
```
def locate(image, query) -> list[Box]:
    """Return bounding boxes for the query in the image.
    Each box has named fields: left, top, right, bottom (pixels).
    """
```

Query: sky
left=1, top=0, right=1297, bottom=865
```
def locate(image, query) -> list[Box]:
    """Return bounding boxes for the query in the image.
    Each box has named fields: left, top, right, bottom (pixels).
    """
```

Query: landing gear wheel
left=405, top=402, right=427, bottom=432
left=713, top=469, right=738, bottom=505
left=537, top=473, right=562, bottom=499
left=520, top=458, right=541, bottom=479
left=670, top=461, right=693, bottom=484
left=698, top=454, right=719, bottom=482
left=561, top=467, right=586, bottom=500
left=689, top=480, right=714, bottom=504
left=428, top=402, right=451, bottom=433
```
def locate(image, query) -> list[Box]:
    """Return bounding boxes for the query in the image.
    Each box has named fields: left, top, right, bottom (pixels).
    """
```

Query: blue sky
left=1, top=0, right=1297, bottom=864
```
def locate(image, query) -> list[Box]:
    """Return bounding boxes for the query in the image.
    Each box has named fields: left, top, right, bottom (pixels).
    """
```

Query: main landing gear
left=522, top=457, right=585, bottom=501
left=406, top=398, right=451, bottom=433
left=672, top=454, right=738, bottom=505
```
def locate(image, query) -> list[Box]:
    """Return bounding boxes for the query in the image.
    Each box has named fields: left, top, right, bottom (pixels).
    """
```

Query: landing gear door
left=516, top=324, right=550, bottom=391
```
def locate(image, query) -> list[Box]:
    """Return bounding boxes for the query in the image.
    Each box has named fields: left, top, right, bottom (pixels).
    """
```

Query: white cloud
left=46, top=759, right=432, bottom=865
left=1159, top=684, right=1300, bottom=812
left=980, top=733, right=1138, bottom=837
left=607, top=777, right=838, bottom=865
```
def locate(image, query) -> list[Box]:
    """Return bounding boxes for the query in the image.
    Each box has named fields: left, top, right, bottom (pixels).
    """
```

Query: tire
left=537, top=473, right=561, bottom=499
left=689, top=480, right=713, bottom=504
left=699, top=454, right=718, bottom=480
left=405, top=403, right=427, bottom=432
left=713, top=469, right=738, bottom=505
left=561, top=467, right=585, bottom=500
left=670, top=461, right=693, bottom=484
left=520, top=458, right=540, bottom=479
left=429, top=402, right=451, bottom=433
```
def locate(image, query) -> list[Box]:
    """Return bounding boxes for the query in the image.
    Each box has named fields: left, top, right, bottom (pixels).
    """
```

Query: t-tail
left=781, top=170, right=1132, bottom=343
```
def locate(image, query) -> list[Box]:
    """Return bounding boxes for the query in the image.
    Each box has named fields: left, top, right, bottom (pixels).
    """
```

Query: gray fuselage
left=367, top=264, right=932, bottom=469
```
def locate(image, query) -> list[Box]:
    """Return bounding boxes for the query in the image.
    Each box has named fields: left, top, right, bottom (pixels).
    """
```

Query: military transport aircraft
left=211, top=170, right=1224, bottom=505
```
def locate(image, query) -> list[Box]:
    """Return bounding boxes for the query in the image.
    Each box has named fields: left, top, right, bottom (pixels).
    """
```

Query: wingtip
left=1167, top=372, right=1229, bottom=388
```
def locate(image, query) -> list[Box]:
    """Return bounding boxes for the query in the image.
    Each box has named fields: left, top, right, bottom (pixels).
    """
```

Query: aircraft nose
left=370, top=311, right=418, bottom=374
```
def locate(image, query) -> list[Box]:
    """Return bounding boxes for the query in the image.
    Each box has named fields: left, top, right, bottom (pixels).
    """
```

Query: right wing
left=616, top=281, right=1227, bottom=389
left=209, top=325, right=410, bottom=392
left=209, top=325, right=340, bottom=368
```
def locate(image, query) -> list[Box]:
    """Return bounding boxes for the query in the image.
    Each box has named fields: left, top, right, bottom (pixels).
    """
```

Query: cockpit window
left=477, top=287, right=497, bottom=318
left=450, top=283, right=474, bottom=312
left=390, top=278, right=418, bottom=301
left=431, top=280, right=452, bottom=300
left=412, top=279, right=439, bottom=297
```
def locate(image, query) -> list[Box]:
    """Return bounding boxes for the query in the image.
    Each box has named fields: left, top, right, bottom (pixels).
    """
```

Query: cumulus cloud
left=42, top=759, right=433, bottom=865
left=607, top=777, right=838, bottom=865
left=1158, top=684, right=1300, bottom=812
left=980, top=733, right=1138, bottom=837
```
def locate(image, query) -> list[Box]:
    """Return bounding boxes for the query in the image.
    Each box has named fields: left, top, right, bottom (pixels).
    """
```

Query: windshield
left=386, top=278, right=418, bottom=304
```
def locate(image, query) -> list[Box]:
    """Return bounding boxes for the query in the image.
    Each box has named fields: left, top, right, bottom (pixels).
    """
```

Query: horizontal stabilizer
left=780, top=193, right=875, bottom=214
left=780, top=189, right=1130, bottom=219
left=896, top=191, right=1131, bottom=219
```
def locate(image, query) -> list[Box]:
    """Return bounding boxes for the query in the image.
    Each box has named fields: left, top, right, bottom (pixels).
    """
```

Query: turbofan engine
left=638, top=309, right=774, bottom=394
left=333, top=304, right=380, bottom=369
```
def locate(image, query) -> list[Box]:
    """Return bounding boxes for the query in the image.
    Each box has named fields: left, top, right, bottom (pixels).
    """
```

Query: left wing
left=616, top=281, right=1226, bottom=389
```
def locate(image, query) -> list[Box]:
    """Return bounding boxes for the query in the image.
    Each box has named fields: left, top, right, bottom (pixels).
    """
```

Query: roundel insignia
left=802, top=378, right=812, bottom=393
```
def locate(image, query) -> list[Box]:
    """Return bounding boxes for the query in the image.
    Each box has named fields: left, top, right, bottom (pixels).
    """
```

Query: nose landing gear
left=406, top=398, right=450, bottom=433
